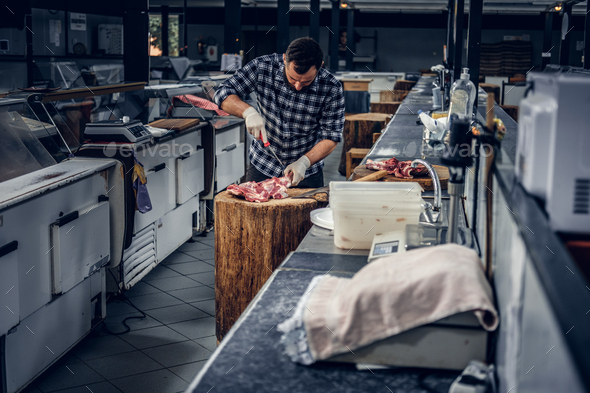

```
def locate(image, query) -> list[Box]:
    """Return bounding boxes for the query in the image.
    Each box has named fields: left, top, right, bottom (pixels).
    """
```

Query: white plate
left=310, top=207, right=334, bottom=230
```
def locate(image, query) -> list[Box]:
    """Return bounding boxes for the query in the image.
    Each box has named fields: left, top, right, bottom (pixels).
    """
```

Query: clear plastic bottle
left=448, top=68, right=476, bottom=121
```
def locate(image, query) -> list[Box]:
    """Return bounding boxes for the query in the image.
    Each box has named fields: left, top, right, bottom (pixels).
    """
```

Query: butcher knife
left=292, top=170, right=390, bottom=199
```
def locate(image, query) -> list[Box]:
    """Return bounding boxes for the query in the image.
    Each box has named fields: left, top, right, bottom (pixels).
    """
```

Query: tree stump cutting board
left=352, top=164, right=449, bottom=191
left=215, top=188, right=328, bottom=342
left=338, top=113, right=392, bottom=176
left=371, top=101, right=402, bottom=115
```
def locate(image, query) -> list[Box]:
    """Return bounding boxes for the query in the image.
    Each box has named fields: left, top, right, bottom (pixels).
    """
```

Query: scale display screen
left=373, top=240, right=400, bottom=256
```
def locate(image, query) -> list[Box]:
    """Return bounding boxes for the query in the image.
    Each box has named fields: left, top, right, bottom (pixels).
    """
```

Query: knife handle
left=258, top=134, right=270, bottom=147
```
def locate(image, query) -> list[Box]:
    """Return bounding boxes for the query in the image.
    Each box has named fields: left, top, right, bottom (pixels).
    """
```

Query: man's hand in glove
left=284, top=155, right=310, bottom=186
left=243, top=107, right=267, bottom=144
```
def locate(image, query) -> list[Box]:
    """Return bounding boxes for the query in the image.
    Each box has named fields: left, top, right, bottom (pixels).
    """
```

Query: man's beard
left=283, top=68, right=311, bottom=93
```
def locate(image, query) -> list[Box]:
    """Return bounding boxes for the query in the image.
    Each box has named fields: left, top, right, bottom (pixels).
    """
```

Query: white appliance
left=516, top=73, right=590, bottom=233
left=0, top=159, right=120, bottom=393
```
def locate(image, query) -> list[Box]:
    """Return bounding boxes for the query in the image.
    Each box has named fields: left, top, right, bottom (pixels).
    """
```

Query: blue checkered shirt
left=214, top=54, right=345, bottom=178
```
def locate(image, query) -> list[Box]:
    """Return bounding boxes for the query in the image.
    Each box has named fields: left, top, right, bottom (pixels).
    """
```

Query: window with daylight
left=149, top=14, right=180, bottom=56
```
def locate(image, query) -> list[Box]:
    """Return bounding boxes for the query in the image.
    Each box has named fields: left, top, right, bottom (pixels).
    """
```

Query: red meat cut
left=227, top=176, right=292, bottom=203
left=366, top=158, right=427, bottom=179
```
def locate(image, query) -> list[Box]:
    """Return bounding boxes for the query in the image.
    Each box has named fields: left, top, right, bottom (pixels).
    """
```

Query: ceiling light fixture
left=554, top=4, right=562, bottom=11
left=341, top=2, right=348, bottom=8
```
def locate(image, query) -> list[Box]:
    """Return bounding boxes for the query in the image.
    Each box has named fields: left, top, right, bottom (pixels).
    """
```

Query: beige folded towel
left=304, top=244, right=499, bottom=361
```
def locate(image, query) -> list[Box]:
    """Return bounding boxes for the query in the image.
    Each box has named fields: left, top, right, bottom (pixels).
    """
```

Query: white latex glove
left=284, top=155, right=311, bottom=186
left=243, top=107, right=268, bottom=144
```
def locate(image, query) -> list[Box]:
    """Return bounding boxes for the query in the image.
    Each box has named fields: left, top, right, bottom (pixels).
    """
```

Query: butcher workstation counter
left=185, top=76, right=590, bottom=393
left=184, top=77, right=474, bottom=393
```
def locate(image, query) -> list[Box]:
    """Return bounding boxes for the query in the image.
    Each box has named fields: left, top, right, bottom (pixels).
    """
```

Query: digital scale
left=367, top=225, right=476, bottom=262
left=83, top=119, right=152, bottom=143
left=367, top=230, right=407, bottom=262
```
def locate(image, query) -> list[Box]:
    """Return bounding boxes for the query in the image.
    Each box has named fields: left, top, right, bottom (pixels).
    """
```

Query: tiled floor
left=22, top=144, right=344, bottom=393
left=23, top=232, right=216, bottom=393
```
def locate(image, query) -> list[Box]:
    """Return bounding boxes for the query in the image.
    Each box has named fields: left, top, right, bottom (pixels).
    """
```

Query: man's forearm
left=304, top=139, right=338, bottom=166
left=220, top=94, right=252, bottom=118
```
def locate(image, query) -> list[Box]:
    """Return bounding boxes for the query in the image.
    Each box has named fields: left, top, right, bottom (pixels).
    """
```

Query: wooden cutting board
left=148, top=118, right=200, bottom=131
left=351, top=164, right=449, bottom=191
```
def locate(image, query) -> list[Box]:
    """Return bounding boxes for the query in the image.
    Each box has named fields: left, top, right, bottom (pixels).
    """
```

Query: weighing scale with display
left=83, top=119, right=152, bottom=143
left=367, top=225, right=476, bottom=262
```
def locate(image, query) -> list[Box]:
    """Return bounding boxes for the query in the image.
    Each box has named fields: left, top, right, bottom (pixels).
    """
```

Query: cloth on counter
left=278, top=244, right=498, bottom=364
left=344, top=90, right=371, bottom=114
left=172, top=94, right=229, bottom=116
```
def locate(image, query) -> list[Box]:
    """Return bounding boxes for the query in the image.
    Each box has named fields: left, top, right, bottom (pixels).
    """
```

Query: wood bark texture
left=380, top=90, right=408, bottom=102
left=370, top=102, right=401, bottom=115
left=215, top=188, right=327, bottom=341
left=394, top=80, right=417, bottom=91
left=338, top=113, right=391, bottom=176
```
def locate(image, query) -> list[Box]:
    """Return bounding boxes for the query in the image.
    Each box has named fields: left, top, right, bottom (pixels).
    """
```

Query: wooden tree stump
left=379, top=90, right=408, bottom=102
left=338, top=113, right=391, bottom=176
left=394, top=80, right=417, bottom=91
left=371, top=101, right=401, bottom=115
left=480, top=83, right=500, bottom=104
left=214, top=189, right=328, bottom=342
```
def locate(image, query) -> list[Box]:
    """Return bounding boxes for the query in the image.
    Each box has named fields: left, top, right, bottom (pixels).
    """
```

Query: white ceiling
left=150, top=0, right=589, bottom=15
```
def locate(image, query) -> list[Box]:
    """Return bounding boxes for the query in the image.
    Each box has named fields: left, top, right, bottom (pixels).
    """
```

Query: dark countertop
left=187, top=266, right=458, bottom=393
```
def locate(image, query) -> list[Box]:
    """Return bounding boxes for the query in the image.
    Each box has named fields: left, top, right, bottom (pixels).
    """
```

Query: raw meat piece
left=227, top=176, right=292, bottom=203
left=366, top=158, right=427, bottom=179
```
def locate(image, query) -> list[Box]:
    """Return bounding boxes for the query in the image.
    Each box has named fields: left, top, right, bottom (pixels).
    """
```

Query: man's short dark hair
left=285, top=37, right=323, bottom=75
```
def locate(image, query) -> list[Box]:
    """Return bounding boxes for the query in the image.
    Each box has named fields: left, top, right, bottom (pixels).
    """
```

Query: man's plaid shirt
left=214, top=54, right=345, bottom=178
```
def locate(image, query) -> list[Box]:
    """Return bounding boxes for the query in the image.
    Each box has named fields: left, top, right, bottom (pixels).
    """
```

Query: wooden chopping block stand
left=215, top=188, right=328, bottom=342
left=338, top=113, right=391, bottom=176
left=371, top=101, right=401, bottom=115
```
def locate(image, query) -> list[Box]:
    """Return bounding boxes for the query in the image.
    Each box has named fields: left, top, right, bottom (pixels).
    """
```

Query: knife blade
left=259, top=135, right=285, bottom=169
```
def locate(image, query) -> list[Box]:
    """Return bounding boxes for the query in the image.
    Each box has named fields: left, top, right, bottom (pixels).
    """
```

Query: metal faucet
left=411, top=159, right=441, bottom=223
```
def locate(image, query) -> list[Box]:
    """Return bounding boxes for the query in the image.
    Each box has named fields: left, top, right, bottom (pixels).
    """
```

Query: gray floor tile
left=127, top=292, right=184, bottom=311
left=146, top=304, right=208, bottom=325
left=194, top=336, right=217, bottom=352
left=103, top=313, right=163, bottom=333
left=143, top=341, right=211, bottom=368
left=190, top=299, right=215, bottom=316
left=168, top=361, right=207, bottom=383
left=167, top=286, right=215, bottom=303
left=119, top=325, right=190, bottom=350
left=85, top=351, right=162, bottom=380
left=195, top=238, right=214, bottom=247
left=177, top=242, right=213, bottom=253
left=184, top=249, right=215, bottom=260
left=166, top=261, right=214, bottom=275
left=21, top=386, right=43, bottom=393
left=111, top=369, right=187, bottom=393
left=143, top=265, right=183, bottom=282
left=186, top=271, right=214, bottom=286
left=147, top=276, right=203, bottom=292
left=106, top=301, right=138, bottom=317
left=74, top=335, right=135, bottom=361
left=168, top=317, right=216, bottom=340
left=161, top=251, right=198, bottom=265
left=47, top=381, right=122, bottom=393
left=36, top=362, right=105, bottom=393
left=124, top=282, right=161, bottom=298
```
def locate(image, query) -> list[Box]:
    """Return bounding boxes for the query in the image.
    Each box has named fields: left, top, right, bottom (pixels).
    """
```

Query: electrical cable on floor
left=100, top=269, right=148, bottom=335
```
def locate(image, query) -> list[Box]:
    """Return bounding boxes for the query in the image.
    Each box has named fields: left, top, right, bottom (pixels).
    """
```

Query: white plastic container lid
left=329, top=181, right=424, bottom=210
